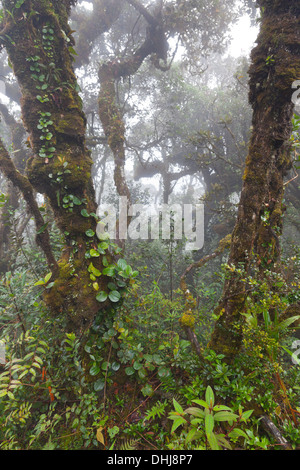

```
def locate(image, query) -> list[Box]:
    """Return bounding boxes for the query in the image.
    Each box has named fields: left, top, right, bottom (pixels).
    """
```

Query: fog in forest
left=0, top=0, right=299, bottom=452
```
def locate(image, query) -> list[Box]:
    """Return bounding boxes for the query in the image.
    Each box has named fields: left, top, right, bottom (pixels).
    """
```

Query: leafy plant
left=168, top=386, right=253, bottom=450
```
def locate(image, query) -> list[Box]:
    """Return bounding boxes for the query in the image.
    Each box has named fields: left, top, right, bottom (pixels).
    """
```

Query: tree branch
left=125, top=0, right=160, bottom=28
left=0, top=138, right=58, bottom=274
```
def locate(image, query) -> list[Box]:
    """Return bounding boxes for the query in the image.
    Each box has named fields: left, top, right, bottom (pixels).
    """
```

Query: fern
left=119, top=438, right=139, bottom=451
left=144, top=400, right=168, bottom=422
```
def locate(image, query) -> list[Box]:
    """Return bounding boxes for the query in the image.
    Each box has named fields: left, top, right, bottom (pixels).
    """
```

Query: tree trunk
left=1, top=0, right=107, bottom=332
left=210, top=0, right=300, bottom=359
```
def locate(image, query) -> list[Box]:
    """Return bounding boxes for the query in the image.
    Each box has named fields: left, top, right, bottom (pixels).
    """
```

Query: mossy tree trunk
left=0, top=0, right=108, bottom=332
left=209, top=0, right=300, bottom=360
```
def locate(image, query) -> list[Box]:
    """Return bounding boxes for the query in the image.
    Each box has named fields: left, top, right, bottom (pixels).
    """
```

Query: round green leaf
left=94, top=378, right=105, bottom=392
left=133, top=360, right=142, bottom=370
left=90, top=249, right=100, bottom=257
left=89, top=363, right=100, bottom=376
left=85, top=229, right=95, bottom=237
left=108, top=282, right=117, bottom=290
left=108, top=290, right=121, bottom=303
left=96, top=291, right=108, bottom=303
left=103, top=266, right=115, bottom=277
left=158, top=366, right=170, bottom=378
left=125, top=367, right=135, bottom=376
left=81, top=209, right=90, bottom=217
left=117, top=259, right=128, bottom=270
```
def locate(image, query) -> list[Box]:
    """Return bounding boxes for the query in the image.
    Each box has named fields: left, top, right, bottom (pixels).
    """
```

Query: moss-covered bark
left=209, top=0, right=300, bottom=359
left=0, top=0, right=107, bottom=331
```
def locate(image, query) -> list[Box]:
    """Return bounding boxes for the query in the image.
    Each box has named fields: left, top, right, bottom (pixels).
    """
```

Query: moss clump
left=54, top=113, right=86, bottom=138
left=179, top=311, right=195, bottom=329
left=43, top=259, right=104, bottom=331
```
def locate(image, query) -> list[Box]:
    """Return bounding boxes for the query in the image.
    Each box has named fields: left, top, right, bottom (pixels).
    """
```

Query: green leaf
left=205, top=413, right=214, bottom=434
left=205, top=386, right=215, bottom=407
left=278, top=316, right=300, bottom=330
left=185, top=428, right=202, bottom=444
left=103, top=266, right=115, bottom=277
left=213, top=405, right=233, bottom=412
left=125, top=367, right=135, bottom=376
left=44, top=272, right=52, bottom=283
left=141, top=383, right=153, bottom=397
left=89, top=363, right=100, bottom=376
left=96, top=291, right=108, bottom=303
left=88, top=262, right=101, bottom=277
left=37, top=222, right=49, bottom=234
left=81, top=209, right=90, bottom=217
left=117, top=258, right=128, bottom=271
left=216, top=434, right=232, bottom=450
left=85, top=229, right=95, bottom=237
left=228, top=428, right=248, bottom=439
left=133, top=360, right=142, bottom=370
left=108, top=290, right=121, bottom=303
left=90, top=249, right=100, bottom=257
left=170, top=416, right=186, bottom=434
left=158, top=366, right=170, bottom=378
left=111, top=362, right=120, bottom=371
left=214, top=411, right=239, bottom=422
left=72, top=196, right=82, bottom=205
left=108, top=282, right=117, bottom=290
left=172, top=398, right=184, bottom=414
left=99, top=241, right=109, bottom=250
left=94, top=378, right=105, bottom=391
left=124, top=265, right=133, bottom=276
left=185, top=407, right=205, bottom=418
left=192, top=399, right=209, bottom=409
left=240, top=410, right=253, bottom=421
left=207, top=431, right=220, bottom=450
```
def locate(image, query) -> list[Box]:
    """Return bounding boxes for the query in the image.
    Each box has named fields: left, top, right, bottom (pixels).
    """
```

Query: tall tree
left=0, top=0, right=103, bottom=331
left=0, top=0, right=239, bottom=333
left=210, top=0, right=300, bottom=360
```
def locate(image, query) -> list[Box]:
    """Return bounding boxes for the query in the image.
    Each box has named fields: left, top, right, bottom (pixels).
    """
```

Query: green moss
left=43, top=258, right=105, bottom=331
left=54, top=113, right=85, bottom=137
left=179, top=311, right=195, bottom=329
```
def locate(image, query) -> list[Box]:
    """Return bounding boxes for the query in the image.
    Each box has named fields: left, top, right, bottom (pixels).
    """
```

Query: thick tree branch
left=125, top=0, right=161, bottom=28
left=72, top=0, right=123, bottom=68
